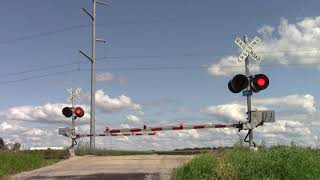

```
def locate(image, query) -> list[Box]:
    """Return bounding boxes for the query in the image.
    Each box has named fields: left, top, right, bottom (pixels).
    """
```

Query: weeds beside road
left=171, top=147, right=320, bottom=180
left=0, top=150, right=65, bottom=179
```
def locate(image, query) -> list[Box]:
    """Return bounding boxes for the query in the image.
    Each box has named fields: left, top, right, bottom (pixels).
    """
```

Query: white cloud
left=0, top=121, right=68, bottom=149
left=120, top=123, right=131, bottom=128
left=95, top=90, right=143, bottom=114
left=208, top=16, right=320, bottom=77
left=126, top=115, right=140, bottom=123
left=202, top=103, right=247, bottom=122
left=255, top=94, right=316, bottom=113
left=96, top=72, right=128, bottom=84
left=177, top=129, right=200, bottom=138
left=257, top=25, right=275, bottom=39
left=256, top=17, right=320, bottom=66
left=0, top=89, right=144, bottom=149
left=0, top=121, right=14, bottom=131
left=201, top=94, right=315, bottom=122
left=0, top=103, right=90, bottom=124
left=208, top=56, right=260, bottom=77
left=96, top=72, right=114, bottom=82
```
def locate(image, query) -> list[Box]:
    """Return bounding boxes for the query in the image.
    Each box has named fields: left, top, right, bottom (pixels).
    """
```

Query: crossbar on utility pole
left=79, top=50, right=93, bottom=63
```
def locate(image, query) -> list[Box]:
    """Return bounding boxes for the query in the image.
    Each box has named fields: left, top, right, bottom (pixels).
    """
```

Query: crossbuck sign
left=67, top=88, right=81, bottom=104
left=234, top=36, right=262, bottom=62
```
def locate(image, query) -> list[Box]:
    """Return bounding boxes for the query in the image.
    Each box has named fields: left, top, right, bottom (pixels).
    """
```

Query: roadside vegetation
left=170, top=146, right=320, bottom=180
left=0, top=150, right=65, bottom=179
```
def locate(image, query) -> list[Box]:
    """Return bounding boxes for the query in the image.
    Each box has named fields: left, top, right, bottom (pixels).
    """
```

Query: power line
left=0, top=14, right=313, bottom=46
left=257, top=48, right=320, bottom=54
left=0, top=24, right=90, bottom=45
left=0, top=16, right=211, bottom=45
left=80, top=66, right=208, bottom=71
left=0, top=69, right=79, bottom=85
left=0, top=61, right=80, bottom=78
left=1, top=48, right=320, bottom=79
left=0, top=16, right=229, bottom=46
left=0, top=59, right=317, bottom=86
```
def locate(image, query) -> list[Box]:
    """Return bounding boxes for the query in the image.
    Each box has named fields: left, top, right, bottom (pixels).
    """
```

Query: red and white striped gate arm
left=77, top=132, right=156, bottom=138
left=105, top=123, right=239, bottom=134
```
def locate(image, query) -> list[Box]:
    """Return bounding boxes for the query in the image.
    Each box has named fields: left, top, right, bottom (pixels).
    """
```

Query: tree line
left=0, top=138, right=21, bottom=151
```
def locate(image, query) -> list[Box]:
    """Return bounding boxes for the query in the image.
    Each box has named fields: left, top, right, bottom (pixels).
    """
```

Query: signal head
left=228, top=74, right=249, bottom=93
left=251, top=74, right=269, bottom=92
left=74, top=107, right=84, bottom=118
left=62, top=107, right=73, bottom=118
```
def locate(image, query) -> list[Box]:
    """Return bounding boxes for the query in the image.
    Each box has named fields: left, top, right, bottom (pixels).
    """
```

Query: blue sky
left=1, top=0, right=320, bottom=150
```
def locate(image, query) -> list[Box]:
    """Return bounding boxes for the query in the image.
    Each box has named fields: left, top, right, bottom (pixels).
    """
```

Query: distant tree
left=0, top=138, right=6, bottom=150
left=12, top=143, right=21, bottom=151
left=290, top=140, right=297, bottom=147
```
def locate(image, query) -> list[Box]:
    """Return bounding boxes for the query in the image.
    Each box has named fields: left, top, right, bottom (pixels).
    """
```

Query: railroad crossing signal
left=228, top=74, right=269, bottom=94
left=62, top=107, right=85, bottom=118
left=234, top=36, right=261, bottom=62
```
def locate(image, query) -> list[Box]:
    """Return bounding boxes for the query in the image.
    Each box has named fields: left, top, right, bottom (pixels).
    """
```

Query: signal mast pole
left=67, top=88, right=81, bottom=156
left=71, top=93, right=75, bottom=148
left=244, top=36, right=254, bottom=147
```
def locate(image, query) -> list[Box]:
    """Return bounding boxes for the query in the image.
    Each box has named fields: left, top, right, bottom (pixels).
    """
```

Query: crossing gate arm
left=76, top=132, right=156, bottom=138
left=105, top=123, right=241, bottom=134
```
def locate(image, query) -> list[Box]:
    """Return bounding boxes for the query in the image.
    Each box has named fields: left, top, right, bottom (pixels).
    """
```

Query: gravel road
left=8, top=155, right=193, bottom=180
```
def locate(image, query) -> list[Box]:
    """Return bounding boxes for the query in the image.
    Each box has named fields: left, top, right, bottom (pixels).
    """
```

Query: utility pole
left=79, top=0, right=107, bottom=149
left=244, top=35, right=254, bottom=147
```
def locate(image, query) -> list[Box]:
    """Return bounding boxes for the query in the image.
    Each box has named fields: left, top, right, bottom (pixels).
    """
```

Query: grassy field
left=0, top=150, right=65, bottom=179
left=171, top=147, right=320, bottom=180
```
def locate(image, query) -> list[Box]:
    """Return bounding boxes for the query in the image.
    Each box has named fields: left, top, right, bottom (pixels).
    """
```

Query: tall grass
left=170, top=147, right=320, bottom=180
left=171, top=153, right=219, bottom=180
left=224, top=147, right=320, bottom=180
left=0, top=150, right=65, bottom=179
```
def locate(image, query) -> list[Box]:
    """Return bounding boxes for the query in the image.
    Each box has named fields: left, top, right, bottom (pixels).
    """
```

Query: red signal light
left=74, top=107, right=84, bottom=118
left=257, top=78, right=266, bottom=87
left=251, top=74, right=269, bottom=92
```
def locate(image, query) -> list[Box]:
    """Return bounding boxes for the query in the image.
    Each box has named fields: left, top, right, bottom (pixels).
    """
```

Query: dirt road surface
left=8, top=155, right=193, bottom=180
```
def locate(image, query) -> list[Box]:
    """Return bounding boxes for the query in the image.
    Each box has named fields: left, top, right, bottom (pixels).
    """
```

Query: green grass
left=0, top=150, right=65, bottom=179
left=224, top=147, right=320, bottom=180
left=171, top=153, right=219, bottom=180
left=170, top=147, right=320, bottom=180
